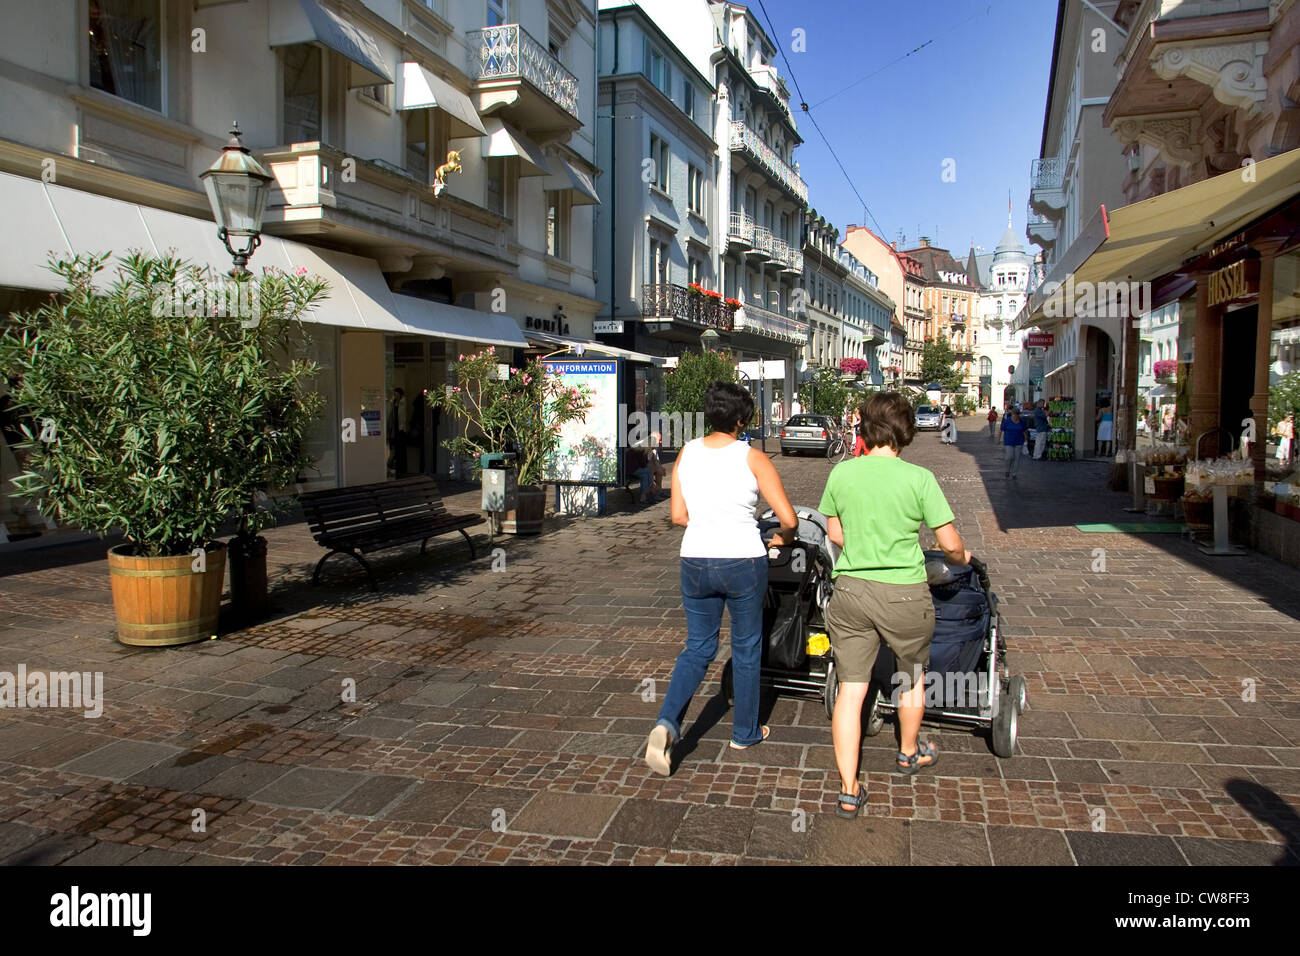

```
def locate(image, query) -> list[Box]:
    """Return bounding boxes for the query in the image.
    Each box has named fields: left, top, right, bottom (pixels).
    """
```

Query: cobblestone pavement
left=1, top=417, right=1298, bottom=865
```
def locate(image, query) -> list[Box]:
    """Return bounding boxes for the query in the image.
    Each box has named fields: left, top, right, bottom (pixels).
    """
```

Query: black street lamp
left=200, top=123, right=274, bottom=276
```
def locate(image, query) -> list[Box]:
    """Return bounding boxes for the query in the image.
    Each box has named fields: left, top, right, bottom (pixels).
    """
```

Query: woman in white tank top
left=644, top=383, right=798, bottom=776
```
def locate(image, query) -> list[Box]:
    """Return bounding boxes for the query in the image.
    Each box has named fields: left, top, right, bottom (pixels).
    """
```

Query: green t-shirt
left=818, top=455, right=956, bottom=584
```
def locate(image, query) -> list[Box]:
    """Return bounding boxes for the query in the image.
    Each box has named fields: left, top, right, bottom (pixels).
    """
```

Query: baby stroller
left=719, top=506, right=838, bottom=703
left=823, top=551, right=1028, bottom=757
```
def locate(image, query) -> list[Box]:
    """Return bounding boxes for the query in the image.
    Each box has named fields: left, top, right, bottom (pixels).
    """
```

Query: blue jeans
left=632, top=466, right=652, bottom=494
left=657, top=556, right=768, bottom=746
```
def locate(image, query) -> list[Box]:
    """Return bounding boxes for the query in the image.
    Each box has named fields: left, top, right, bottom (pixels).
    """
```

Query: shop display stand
left=1047, top=398, right=1075, bottom=461
left=1196, top=484, right=1246, bottom=556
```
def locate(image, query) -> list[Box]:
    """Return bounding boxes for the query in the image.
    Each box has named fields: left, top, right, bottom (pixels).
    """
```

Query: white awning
left=269, top=0, right=393, bottom=88
left=1045, top=360, right=1077, bottom=379
left=481, top=117, right=549, bottom=176
left=0, top=171, right=520, bottom=349
left=394, top=295, right=526, bottom=348
left=544, top=156, right=600, bottom=205
left=399, top=62, right=487, bottom=138
left=524, top=330, right=661, bottom=364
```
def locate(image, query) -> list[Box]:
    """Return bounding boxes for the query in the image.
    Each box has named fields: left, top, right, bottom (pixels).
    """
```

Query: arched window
left=979, top=356, right=992, bottom=376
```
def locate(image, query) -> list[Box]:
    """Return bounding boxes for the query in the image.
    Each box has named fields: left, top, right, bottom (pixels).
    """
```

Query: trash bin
left=481, top=453, right=518, bottom=513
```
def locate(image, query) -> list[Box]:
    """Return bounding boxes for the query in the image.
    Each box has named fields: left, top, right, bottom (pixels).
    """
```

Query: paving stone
left=333, top=775, right=418, bottom=817
left=61, top=740, right=183, bottom=781
left=1065, top=832, right=1187, bottom=866
left=62, top=841, right=148, bottom=866
left=671, top=805, right=755, bottom=855
left=806, top=817, right=909, bottom=865
left=987, top=825, right=1077, bottom=865
left=201, top=761, right=291, bottom=799
left=384, top=781, right=478, bottom=824
left=909, top=820, right=993, bottom=865
left=249, top=767, right=368, bottom=810
left=1176, top=837, right=1294, bottom=866
left=511, top=791, right=623, bottom=840
left=5, top=833, right=95, bottom=866
left=444, top=786, right=536, bottom=831
left=0, top=821, right=49, bottom=862
left=127, top=752, right=241, bottom=792
left=602, top=798, right=690, bottom=848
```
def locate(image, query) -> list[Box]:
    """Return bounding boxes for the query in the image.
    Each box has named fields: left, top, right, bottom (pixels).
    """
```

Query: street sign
left=593, top=320, right=624, bottom=334
left=1026, top=333, right=1055, bottom=348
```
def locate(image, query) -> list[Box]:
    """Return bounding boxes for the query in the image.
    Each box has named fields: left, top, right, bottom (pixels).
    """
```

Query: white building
left=0, top=0, right=603, bottom=543
left=970, top=214, right=1034, bottom=406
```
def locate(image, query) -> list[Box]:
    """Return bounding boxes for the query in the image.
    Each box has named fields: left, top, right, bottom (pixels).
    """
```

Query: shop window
left=89, top=0, right=164, bottom=113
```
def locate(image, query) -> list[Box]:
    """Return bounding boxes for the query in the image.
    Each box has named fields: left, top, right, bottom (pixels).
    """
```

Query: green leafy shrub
left=0, top=253, right=328, bottom=556
left=433, top=348, right=592, bottom=487
left=797, top=365, right=852, bottom=418
left=663, top=348, right=739, bottom=432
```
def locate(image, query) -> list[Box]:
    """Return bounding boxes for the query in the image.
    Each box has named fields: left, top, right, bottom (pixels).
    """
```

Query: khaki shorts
left=824, top=576, right=934, bottom=683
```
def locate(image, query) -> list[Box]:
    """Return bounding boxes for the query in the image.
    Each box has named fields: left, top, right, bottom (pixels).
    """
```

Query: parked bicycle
left=826, top=422, right=856, bottom=462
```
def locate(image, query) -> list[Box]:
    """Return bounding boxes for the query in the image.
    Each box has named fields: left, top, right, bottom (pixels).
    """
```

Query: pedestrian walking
left=1001, top=406, right=1028, bottom=478
left=939, top=404, right=957, bottom=444
left=1032, top=400, right=1050, bottom=460
left=645, top=382, right=798, bottom=777
left=1096, top=400, right=1115, bottom=457
left=987, top=406, right=998, bottom=440
left=819, top=392, right=971, bottom=816
left=1277, top=414, right=1294, bottom=462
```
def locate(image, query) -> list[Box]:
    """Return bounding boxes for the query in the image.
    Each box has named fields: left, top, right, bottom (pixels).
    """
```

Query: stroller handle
left=968, top=554, right=992, bottom=593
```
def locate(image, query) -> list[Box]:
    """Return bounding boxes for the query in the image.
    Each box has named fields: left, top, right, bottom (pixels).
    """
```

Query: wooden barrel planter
left=107, top=543, right=226, bottom=647
left=500, top=486, right=545, bottom=535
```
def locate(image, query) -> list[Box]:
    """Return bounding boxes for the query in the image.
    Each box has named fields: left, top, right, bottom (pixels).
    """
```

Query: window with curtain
left=486, top=157, right=507, bottom=216
left=282, top=44, right=322, bottom=144
left=546, top=191, right=569, bottom=260
left=88, top=0, right=163, bottom=112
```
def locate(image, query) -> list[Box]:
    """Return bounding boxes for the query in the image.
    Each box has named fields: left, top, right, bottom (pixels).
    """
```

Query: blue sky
left=757, top=0, right=1059, bottom=258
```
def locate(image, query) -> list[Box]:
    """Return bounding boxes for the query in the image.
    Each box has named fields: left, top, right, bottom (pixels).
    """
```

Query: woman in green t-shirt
left=818, top=391, right=972, bottom=818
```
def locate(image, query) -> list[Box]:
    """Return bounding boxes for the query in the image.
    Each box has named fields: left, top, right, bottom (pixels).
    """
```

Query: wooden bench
left=300, top=476, right=484, bottom=590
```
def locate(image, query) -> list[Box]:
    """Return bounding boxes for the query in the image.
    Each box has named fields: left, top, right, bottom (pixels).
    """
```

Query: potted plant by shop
left=0, top=253, right=327, bottom=644
left=435, top=348, right=592, bottom=535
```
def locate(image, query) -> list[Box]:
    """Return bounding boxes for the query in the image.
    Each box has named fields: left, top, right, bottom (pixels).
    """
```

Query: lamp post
left=200, top=123, right=274, bottom=276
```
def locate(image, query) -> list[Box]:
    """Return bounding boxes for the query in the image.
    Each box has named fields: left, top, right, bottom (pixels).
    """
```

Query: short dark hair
left=704, top=381, right=754, bottom=434
left=857, top=391, right=916, bottom=450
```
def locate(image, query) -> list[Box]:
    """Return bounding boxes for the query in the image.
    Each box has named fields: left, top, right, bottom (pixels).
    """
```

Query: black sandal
left=896, top=741, right=939, bottom=776
left=835, top=784, right=864, bottom=819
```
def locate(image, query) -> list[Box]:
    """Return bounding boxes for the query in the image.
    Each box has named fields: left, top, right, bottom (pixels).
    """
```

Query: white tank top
left=677, top=437, right=765, bottom=559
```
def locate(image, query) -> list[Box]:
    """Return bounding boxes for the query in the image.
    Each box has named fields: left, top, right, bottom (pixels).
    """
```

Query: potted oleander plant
left=435, top=348, right=592, bottom=534
left=0, top=253, right=327, bottom=643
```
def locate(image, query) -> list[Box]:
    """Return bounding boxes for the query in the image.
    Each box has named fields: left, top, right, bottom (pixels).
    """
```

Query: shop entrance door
left=1220, top=305, right=1258, bottom=455
left=385, top=336, right=447, bottom=480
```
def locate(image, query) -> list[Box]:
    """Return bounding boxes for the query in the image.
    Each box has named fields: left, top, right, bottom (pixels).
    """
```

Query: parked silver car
left=915, top=404, right=943, bottom=430
left=780, top=414, right=836, bottom=456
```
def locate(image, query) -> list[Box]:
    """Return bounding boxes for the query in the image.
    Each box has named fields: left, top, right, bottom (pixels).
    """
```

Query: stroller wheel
left=1009, top=674, right=1028, bottom=713
left=721, top=658, right=734, bottom=704
left=863, top=687, right=884, bottom=737
left=823, top=660, right=837, bottom=720
left=991, top=686, right=1018, bottom=757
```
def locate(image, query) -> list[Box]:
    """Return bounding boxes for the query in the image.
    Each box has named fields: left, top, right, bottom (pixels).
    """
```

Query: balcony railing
left=465, top=23, right=580, bottom=120
left=728, top=211, right=754, bottom=245
left=750, top=64, right=792, bottom=121
left=641, top=283, right=733, bottom=331
left=729, top=121, right=808, bottom=202
left=1031, top=157, right=1063, bottom=190
left=751, top=225, right=774, bottom=256
left=733, top=302, right=809, bottom=344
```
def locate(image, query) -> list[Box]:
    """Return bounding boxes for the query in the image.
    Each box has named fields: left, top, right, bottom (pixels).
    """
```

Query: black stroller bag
left=763, top=543, right=815, bottom=669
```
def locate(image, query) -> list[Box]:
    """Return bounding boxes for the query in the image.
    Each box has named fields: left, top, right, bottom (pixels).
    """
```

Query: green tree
left=920, top=339, right=965, bottom=392
left=797, top=365, right=853, bottom=418
left=663, top=348, right=739, bottom=433
left=0, top=253, right=328, bottom=556
left=1269, top=370, right=1300, bottom=432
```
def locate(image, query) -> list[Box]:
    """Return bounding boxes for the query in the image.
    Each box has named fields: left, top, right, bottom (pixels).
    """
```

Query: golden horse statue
left=432, top=150, right=462, bottom=197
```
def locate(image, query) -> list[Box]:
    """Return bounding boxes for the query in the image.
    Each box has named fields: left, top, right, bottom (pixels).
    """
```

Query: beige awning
left=544, top=156, right=600, bottom=206
left=481, top=117, right=549, bottom=176
left=1025, top=149, right=1300, bottom=327
left=269, top=0, right=392, bottom=88
left=399, top=62, right=487, bottom=138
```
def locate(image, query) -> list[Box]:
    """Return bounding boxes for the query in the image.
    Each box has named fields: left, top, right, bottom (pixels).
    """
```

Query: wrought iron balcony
left=1029, top=156, right=1066, bottom=215
left=728, top=211, right=755, bottom=247
left=729, top=121, right=808, bottom=202
left=641, top=283, right=733, bottom=331
left=732, top=301, right=809, bottom=344
left=1027, top=200, right=1058, bottom=247
left=749, top=225, right=774, bottom=258
left=465, top=23, right=580, bottom=122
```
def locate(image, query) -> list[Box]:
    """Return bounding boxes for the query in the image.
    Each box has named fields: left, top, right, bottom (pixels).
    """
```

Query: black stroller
left=823, top=551, right=1027, bottom=757
left=720, top=506, right=837, bottom=703
left=722, top=510, right=1027, bottom=758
